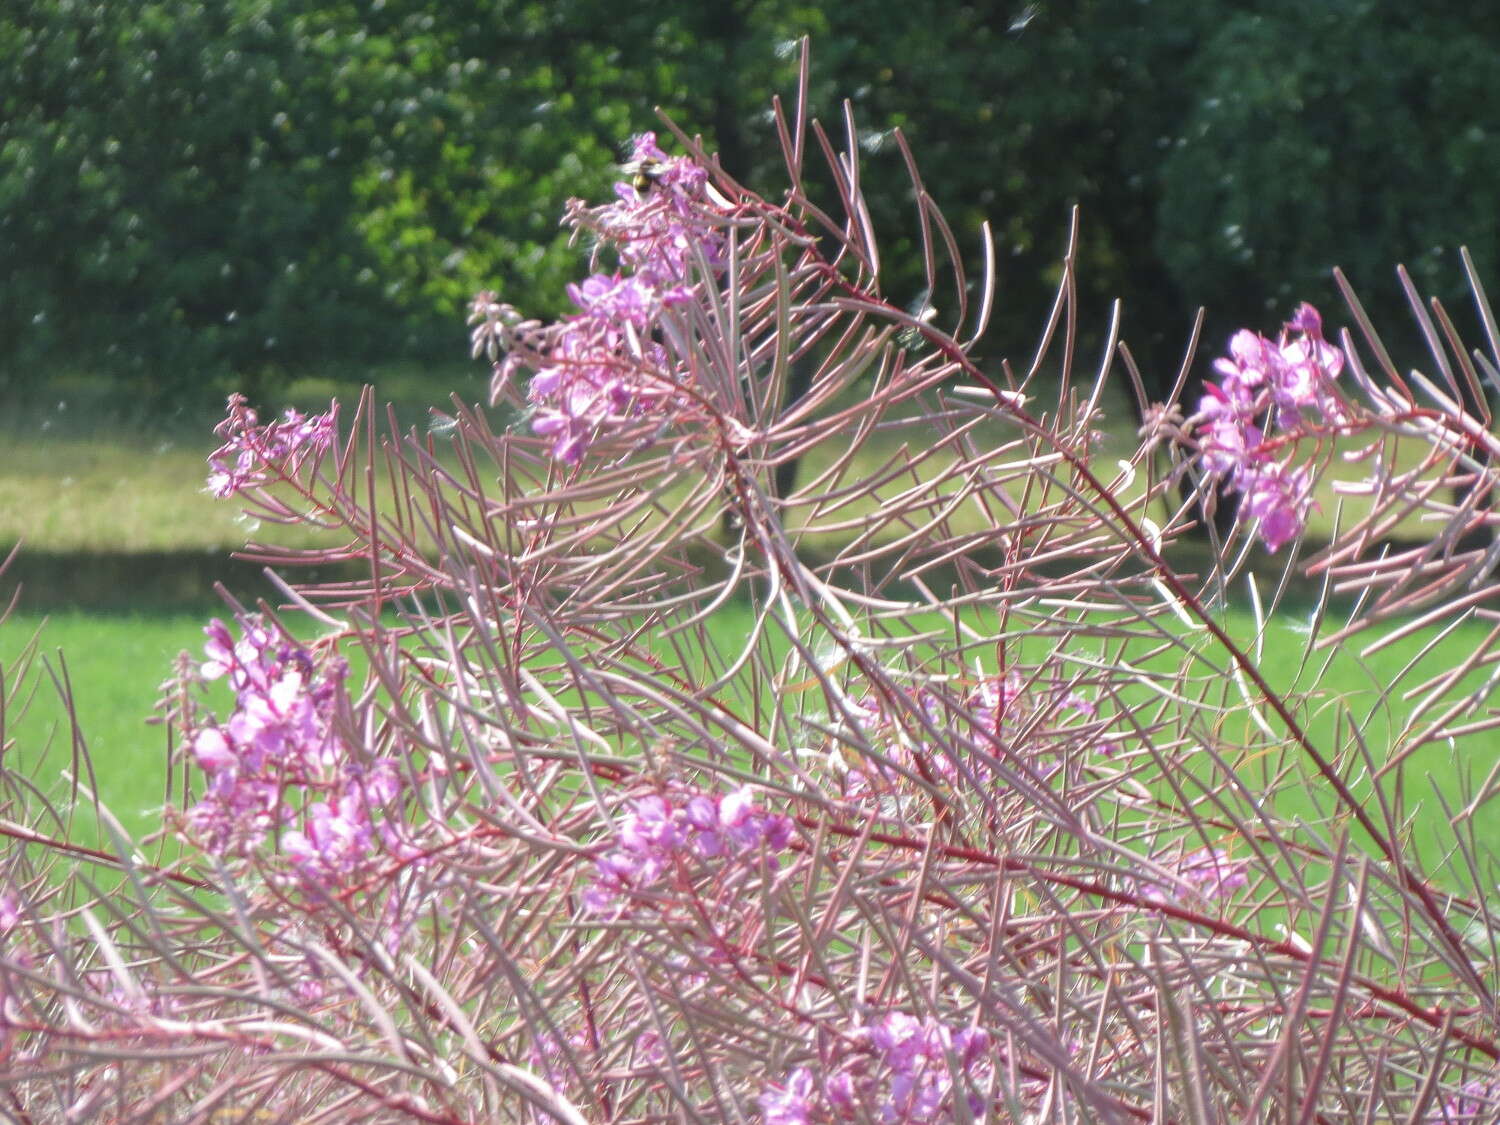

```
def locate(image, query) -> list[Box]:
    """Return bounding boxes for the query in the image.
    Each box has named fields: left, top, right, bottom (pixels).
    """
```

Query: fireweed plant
left=4, top=56, right=1500, bottom=1123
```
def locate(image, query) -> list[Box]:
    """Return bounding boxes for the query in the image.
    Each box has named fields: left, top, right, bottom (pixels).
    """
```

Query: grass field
left=1, top=375, right=1494, bottom=884
left=1, top=612, right=197, bottom=849
left=0, top=368, right=485, bottom=554
left=0, top=370, right=1447, bottom=559
left=3, top=602, right=1495, bottom=880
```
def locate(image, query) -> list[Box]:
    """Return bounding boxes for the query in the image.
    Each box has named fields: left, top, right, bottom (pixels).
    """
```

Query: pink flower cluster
left=207, top=393, right=335, bottom=498
left=1139, top=847, right=1249, bottom=907
left=583, top=786, right=793, bottom=915
left=1430, top=1078, right=1497, bottom=1123
left=469, top=133, right=727, bottom=464
left=761, top=1013, right=992, bottom=1124
left=183, top=617, right=405, bottom=883
left=528, top=1027, right=595, bottom=1104
left=280, top=762, right=406, bottom=884
left=588, top=131, right=725, bottom=293
left=1197, top=304, right=1346, bottom=550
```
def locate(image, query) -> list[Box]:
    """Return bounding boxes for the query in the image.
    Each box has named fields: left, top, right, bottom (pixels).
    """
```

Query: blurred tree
left=3, top=0, right=1499, bottom=413
left=0, top=1, right=404, bottom=399
left=335, top=1, right=824, bottom=326
left=792, top=0, right=1208, bottom=382
left=1156, top=2, right=1500, bottom=371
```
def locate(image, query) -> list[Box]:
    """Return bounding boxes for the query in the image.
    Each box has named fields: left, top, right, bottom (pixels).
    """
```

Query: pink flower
left=207, top=394, right=335, bottom=497
left=687, top=785, right=794, bottom=856
left=585, top=786, right=793, bottom=915
left=1241, top=461, right=1312, bottom=552
left=620, top=795, right=685, bottom=852
left=760, top=1068, right=817, bottom=1125
left=868, top=1011, right=927, bottom=1071
left=865, top=1013, right=992, bottom=1123
left=824, top=1072, right=856, bottom=1112
left=1271, top=306, right=1344, bottom=422
left=1198, top=305, right=1343, bottom=550
left=529, top=1029, right=593, bottom=1101
left=1196, top=383, right=1264, bottom=478
left=1431, top=1077, right=1497, bottom=1122
left=761, top=1013, right=993, bottom=1124
left=180, top=616, right=398, bottom=872
left=565, top=272, right=662, bottom=328
left=191, top=727, right=236, bottom=772
left=1287, top=302, right=1322, bottom=336
left=474, top=134, right=726, bottom=464
left=1142, top=847, right=1249, bottom=906
left=282, top=800, right=363, bottom=876
left=287, top=759, right=409, bottom=887
left=1212, top=328, right=1275, bottom=396
left=604, top=132, right=724, bottom=287
left=1178, top=848, right=1249, bottom=897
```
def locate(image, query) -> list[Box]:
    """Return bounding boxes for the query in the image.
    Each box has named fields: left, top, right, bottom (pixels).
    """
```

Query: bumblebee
left=621, top=156, right=666, bottom=196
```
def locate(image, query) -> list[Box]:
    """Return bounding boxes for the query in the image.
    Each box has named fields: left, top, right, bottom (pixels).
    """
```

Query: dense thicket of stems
left=2, top=49, right=1497, bottom=1124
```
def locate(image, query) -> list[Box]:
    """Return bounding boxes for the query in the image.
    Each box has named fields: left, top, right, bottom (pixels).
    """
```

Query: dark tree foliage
left=1157, top=2, right=1500, bottom=374
left=0, top=2, right=400, bottom=397
left=2, top=0, right=1498, bottom=406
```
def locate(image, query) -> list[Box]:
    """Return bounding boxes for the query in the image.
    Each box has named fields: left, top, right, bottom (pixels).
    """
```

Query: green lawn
left=2, top=603, right=1495, bottom=879
left=0, top=376, right=1492, bottom=878
left=0, top=611, right=200, bottom=848
left=0, top=368, right=485, bottom=554
left=0, top=374, right=1444, bottom=556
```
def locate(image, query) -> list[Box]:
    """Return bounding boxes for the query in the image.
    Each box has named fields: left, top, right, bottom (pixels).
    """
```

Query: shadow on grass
left=3, top=546, right=1417, bottom=630
left=4, top=550, right=363, bottom=614
left=1, top=534, right=1369, bottom=618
